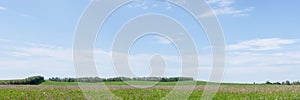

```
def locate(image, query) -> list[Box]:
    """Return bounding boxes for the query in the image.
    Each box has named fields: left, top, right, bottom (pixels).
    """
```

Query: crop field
left=1, top=81, right=300, bottom=100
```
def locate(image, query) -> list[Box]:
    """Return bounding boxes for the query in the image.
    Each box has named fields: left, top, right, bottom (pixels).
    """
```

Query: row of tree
left=0, top=76, right=45, bottom=85
left=49, top=77, right=194, bottom=82
left=265, top=80, right=300, bottom=85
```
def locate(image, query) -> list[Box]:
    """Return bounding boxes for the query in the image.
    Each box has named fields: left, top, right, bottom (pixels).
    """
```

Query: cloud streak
left=228, top=38, right=298, bottom=51
left=0, top=6, right=6, bottom=11
left=225, top=50, right=300, bottom=83
left=11, top=47, right=71, bottom=61
left=1, top=37, right=300, bottom=82
left=205, top=0, right=254, bottom=16
left=154, top=36, right=172, bottom=44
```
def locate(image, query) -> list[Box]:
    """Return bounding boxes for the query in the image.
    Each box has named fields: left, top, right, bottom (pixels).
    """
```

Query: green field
left=1, top=81, right=300, bottom=99
left=40, top=80, right=251, bottom=86
left=40, top=80, right=209, bottom=86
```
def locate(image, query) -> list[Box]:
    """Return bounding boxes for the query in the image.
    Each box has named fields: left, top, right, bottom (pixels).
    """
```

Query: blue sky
left=0, top=0, right=300, bottom=83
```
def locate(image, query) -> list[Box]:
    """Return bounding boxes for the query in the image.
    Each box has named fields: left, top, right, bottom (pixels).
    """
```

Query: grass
left=40, top=80, right=244, bottom=86
left=40, top=81, right=79, bottom=85
left=1, top=85, right=300, bottom=99
left=40, top=80, right=201, bottom=86
left=1, top=81, right=298, bottom=99
left=0, top=86, right=85, bottom=99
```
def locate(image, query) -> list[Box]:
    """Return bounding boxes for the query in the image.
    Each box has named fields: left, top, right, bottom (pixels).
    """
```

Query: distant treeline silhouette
left=0, top=76, right=44, bottom=85
left=49, top=77, right=194, bottom=82
left=265, top=80, right=300, bottom=85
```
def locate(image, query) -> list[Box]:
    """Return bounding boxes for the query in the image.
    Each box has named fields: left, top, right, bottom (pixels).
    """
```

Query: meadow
left=0, top=81, right=300, bottom=100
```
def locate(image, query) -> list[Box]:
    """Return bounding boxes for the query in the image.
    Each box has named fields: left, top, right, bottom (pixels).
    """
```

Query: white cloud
left=228, top=38, right=298, bottom=51
left=0, top=6, right=6, bottom=11
left=125, top=0, right=253, bottom=16
left=2, top=38, right=300, bottom=82
left=154, top=36, right=172, bottom=44
left=126, top=1, right=146, bottom=8
left=126, top=0, right=175, bottom=10
left=0, top=6, right=31, bottom=17
left=225, top=51, right=300, bottom=83
left=206, top=0, right=233, bottom=7
left=11, top=47, right=71, bottom=61
left=213, top=7, right=254, bottom=17
left=94, top=50, right=199, bottom=77
left=224, top=38, right=300, bottom=82
left=19, top=14, right=31, bottom=17
left=153, top=33, right=189, bottom=44
left=229, top=51, right=300, bottom=66
left=205, top=0, right=253, bottom=16
left=0, top=41, right=205, bottom=79
left=0, top=43, right=75, bottom=80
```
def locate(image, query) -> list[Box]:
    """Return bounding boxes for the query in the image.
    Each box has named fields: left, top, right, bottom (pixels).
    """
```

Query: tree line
left=0, top=76, right=45, bottom=85
left=265, top=80, right=300, bottom=85
left=49, top=77, right=194, bottom=82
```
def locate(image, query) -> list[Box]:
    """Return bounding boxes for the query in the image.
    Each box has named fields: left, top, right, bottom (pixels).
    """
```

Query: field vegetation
left=1, top=85, right=300, bottom=99
left=48, top=77, right=194, bottom=82
left=1, top=76, right=300, bottom=99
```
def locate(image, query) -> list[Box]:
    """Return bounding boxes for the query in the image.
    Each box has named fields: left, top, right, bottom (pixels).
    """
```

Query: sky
left=0, top=0, right=300, bottom=83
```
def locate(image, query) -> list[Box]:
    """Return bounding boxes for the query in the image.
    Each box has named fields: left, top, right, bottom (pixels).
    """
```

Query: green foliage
left=285, top=80, right=291, bottom=85
left=292, top=81, right=300, bottom=85
left=48, top=77, right=194, bottom=83
left=265, top=81, right=272, bottom=84
left=49, top=77, right=105, bottom=83
left=273, top=82, right=281, bottom=85
left=264, top=80, right=300, bottom=85
left=0, top=76, right=44, bottom=85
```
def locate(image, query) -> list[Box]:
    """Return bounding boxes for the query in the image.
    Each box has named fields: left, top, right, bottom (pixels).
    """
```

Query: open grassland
left=41, top=81, right=206, bottom=86
left=40, top=80, right=249, bottom=86
left=1, top=84, right=300, bottom=100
